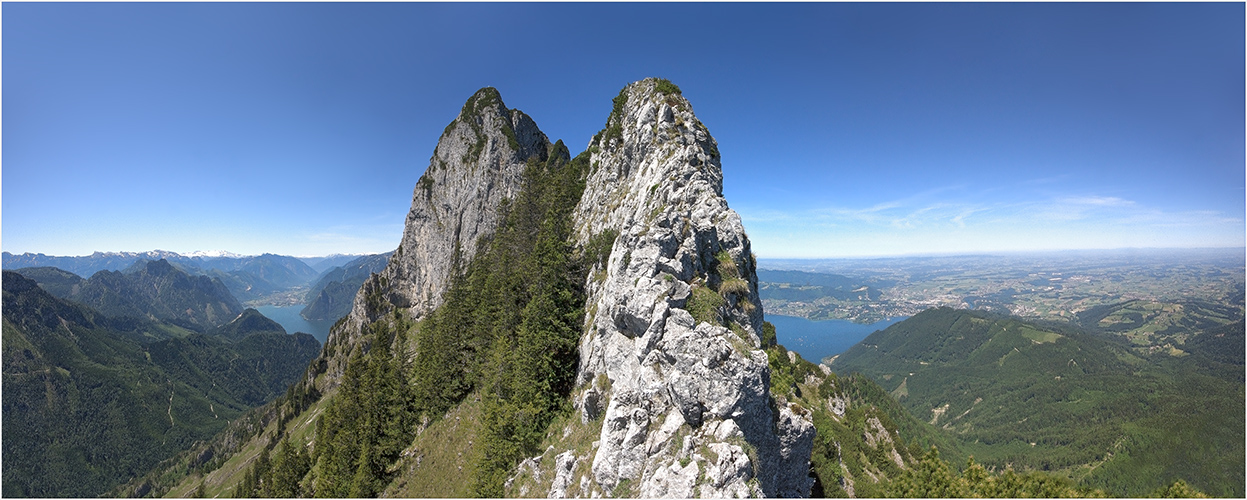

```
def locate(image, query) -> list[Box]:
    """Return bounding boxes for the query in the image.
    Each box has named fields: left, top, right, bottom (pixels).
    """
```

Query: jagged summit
left=325, top=86, right=554, bottom=385
left=374, top=85, right=551, bottom=316
left=574, top=78, right=726, bottom=242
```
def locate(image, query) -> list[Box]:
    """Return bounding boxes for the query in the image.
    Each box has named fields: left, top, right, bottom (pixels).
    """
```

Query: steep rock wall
left=563, top=79, right=815, bottom=497
left=322, top=88, right=551, bottom=388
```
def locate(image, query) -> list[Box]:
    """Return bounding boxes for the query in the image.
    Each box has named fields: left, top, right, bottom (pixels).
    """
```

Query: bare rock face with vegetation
left=516, top=78, right=816, bottom=497
left=324, top=88, right=552, bottom=387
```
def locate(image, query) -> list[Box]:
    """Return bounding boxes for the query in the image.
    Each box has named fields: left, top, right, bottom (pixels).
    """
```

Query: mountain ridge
left=46, top=259, right=243, bottom=333
left=5, top=252, right=322, bottom=305
left=540, top=78, right=815, bottom=497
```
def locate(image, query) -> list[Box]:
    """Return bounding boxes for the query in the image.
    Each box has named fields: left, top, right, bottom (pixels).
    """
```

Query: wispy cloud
left=950, top=207, right=987, bottom=228
left=1059, top=196, right=1135, bottom=207
left=737, top=189, right=1244, bottom=258
left=792, top=199, right=994, bottom=231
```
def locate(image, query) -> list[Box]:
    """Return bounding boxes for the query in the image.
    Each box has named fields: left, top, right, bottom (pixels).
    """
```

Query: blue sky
left=4, top=3, right=1243, bottom=258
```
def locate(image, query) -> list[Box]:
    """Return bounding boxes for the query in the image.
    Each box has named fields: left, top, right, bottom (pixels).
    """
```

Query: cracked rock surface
left=565, top=79, right=815, bottom=498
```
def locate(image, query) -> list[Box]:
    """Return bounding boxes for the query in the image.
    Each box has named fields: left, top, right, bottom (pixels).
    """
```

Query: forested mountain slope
left=1, top=272, right=318, bottom=497
left=5, top=266, right=86, bottom=297
left=830, top=307, right=1244, bottom=496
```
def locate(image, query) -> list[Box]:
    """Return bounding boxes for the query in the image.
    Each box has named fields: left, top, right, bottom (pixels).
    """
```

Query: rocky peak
left=574, top=79, right=724, bottom=244
left=143, top=258, right=178, bottom=276
left=553, top=78, right=814, bottom=497
left=323, top=87, right=552, bottom=387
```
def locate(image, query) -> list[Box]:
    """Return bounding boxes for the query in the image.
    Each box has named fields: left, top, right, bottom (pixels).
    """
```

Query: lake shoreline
left=768, top=314, right=908, bottom=364
left=254, top=304, right=334, bottom=345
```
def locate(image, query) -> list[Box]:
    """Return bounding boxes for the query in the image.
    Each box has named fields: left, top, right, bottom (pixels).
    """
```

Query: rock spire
left=323, top=87, right=552, bottom=386
left=558, top=78, right=815, bottom=497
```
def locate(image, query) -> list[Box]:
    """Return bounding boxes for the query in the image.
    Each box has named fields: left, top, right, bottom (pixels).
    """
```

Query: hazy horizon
left=5, top=3, right=1243, bottom=258
left=4, top=245, right=1244, bottom=264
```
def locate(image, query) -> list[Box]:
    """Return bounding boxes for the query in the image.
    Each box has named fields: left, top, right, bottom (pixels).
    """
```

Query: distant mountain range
left=300, top=252, right=392, bottom=321
left=298, top=253, right=372, bottom=274
left=194, top=254, right=319, bottom=302
left=5, top=250, right=392, bottom=325
left=183, top=250, right=244, bottom=258
left=13, top=260, right=242, bottom=333
left=3, top=250, right=186, bottom=278
left=2, top=250, right=370, bottom=277
left=4, top=251, right=324, bottom=304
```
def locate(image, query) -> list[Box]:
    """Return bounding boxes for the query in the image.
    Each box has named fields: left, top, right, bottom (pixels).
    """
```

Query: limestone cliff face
left=322, top=87, right=551, bottom=387
left=544, top=79, right=816, bottom=497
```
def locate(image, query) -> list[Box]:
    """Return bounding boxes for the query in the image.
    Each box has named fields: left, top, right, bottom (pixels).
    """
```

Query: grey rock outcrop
left=321, top=87, right=552, bottom=387
left=566, top=79, right=815, bottom=497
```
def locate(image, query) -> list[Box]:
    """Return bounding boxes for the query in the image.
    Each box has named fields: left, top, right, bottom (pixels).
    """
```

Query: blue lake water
left=254, top=305, right=333, bottom=345
left=769, top=315, right=908, bottom=363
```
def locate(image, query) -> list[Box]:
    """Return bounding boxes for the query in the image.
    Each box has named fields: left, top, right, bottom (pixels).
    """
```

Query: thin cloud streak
left=737, top=192, right=1244, bottom=258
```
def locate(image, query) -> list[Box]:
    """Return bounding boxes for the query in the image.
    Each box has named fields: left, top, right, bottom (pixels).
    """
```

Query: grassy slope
left=162, top=390, right=332, bottom=498
left=160, top=385, right=491, bottom=499
left=381, top=395, right=484, bottom=498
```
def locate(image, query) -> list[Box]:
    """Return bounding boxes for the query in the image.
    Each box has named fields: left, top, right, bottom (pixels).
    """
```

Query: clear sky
left=4, top=3, right=1243, bottom=258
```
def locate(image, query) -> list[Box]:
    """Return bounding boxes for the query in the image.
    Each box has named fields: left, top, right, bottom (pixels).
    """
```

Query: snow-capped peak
left=184, top=250, right=245, bottom=258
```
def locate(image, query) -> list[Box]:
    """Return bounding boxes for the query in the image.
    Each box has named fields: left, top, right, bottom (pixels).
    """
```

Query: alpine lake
left=254, top=305, right=335, bottom=345
left=769, top=314, right=908, bottom=364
